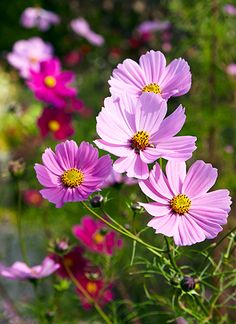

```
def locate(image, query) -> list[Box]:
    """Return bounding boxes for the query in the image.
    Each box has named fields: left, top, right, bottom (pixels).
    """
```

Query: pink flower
left=27, top=58, right=77, bottom=108
left=108, top=50, right=191, bottom=101
left=76, top=271, right=113, bottom=309
left=102, top=168, right=137, bottom=188
left=20, top=7, right=60, bottom=31
left=37, top=107, right=74, bottom=140
left=73, top=216, right=122, bottom=255
left=137, top=20, right=170, bottom=35
left=226, top=63, right=236, bottom=76
left=95, top=93, right=196, bottom=179
left=139, top=161, right=232, bottom=246
left=0, top=257, right=59, bottom=280
left=224, top=4, right=236, bottom=15
left=51, top=246, right=88, bottom=278
left=7, top=37, right=53, bottom=78
left=70, top=18, right=104, bottom=46
left=35, top=140, right=112, bottom=207
left=23, top=189, right=43, bottom=206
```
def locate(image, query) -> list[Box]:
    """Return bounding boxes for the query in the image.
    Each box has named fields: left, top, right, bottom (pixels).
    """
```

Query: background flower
left=71, top=17, right=104, bottom=46
left=20, top=7, right=60, bottom=31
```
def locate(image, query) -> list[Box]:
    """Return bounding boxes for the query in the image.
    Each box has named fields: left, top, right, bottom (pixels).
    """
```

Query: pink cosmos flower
left=73, top=216, right=122, bottom=255
left=137, top=20, right=170, bottom=35
left=70, top=18, right=104, bottom=46
left=0, top=257, right=59, bottom=280
left=108, top=50, right=191, bottom=101
left=23, top=189, right=43, bottom=206
left=35, top=140, right=112, bottom=208
left=139, top=161, right=231, bottom=246
left=102, top=168, right=137, bottom=188
left=51, top=246, right=88, bottom=278
left=7, top=37, right=53, bottom=78
left=224, top=4, right=236, bottom=15
left=27, top=58, right=77, bottom=108
left=20, top=7, right=60, bottom=31
left=76, top=272, right=113, bottom=309
left=37, top=107, right=74, bottom=140
left=95, top=93, right=196, bottom=179
left=226, top=63, right=236, bottom=76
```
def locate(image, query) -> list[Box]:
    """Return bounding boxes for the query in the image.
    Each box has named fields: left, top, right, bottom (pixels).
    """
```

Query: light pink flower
left=137, top=20, right=170, bottom=35
left=224, top=4, right=236, bottom=15
left=102, top=168, right=137, bottom=188
left=139, top=161, right=231, bottom=246
left=109, top=50, right=191, bottom=101
left=73, top=216, right=122, bottom=255
left=20, top=7, right=60, bottom=31
left=95, top=93, right=196, bottom=179
left=27, top=58, right=77, bottom=108
left=70, top=17, right=104, bottom=46
left=0, top=257, right=59, bottom=280
left=35, top=140, right=112, bottom=208
left=226, top=63, right=236, bottom=76
left=7, top=37, right=53, bottom=78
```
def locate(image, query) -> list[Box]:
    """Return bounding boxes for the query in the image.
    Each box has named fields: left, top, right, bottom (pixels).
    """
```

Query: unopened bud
left=8, top=157, right=26, bottom=177
left=90, top=194, right=104, bottom=208
left=181, top=277, right=196, bottom=292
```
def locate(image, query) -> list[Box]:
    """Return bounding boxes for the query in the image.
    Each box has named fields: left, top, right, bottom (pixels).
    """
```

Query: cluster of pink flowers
left=34, top=49, right=232, bottom=247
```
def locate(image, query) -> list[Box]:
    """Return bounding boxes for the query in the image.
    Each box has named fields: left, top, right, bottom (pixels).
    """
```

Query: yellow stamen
left=142, top=82, right=161, bottom=94
left=93, top=232, right=105, bottom=244
left=131, top=130, right=150, bottom=152
left=44, top=76, right=56, bottom=88
left=61, top=168, right=84, bottom=188
left=170, top=194, right=191, bottom=214
left=86, top=281, right=97, bottom=294
left=48, top=120, right=60, bottom=132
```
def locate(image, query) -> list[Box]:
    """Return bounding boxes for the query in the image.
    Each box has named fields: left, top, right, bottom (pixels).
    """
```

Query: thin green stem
left=81, top=202, right=165, bottom=257
left=164, top=237, right=181, bottom=274
left=16, top=180, right=29, bottom=264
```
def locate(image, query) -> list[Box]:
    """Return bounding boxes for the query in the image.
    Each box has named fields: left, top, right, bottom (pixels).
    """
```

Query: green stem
left=81, top=202, right=164, bottom=257
left=164, top=237, right=181, bottom=274
left=16, top=180, right=29, bottom=264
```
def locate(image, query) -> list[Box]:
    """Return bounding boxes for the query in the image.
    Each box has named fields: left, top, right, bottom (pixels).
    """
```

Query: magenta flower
left=139, top=161, right=232, bottom=246
left=27, top=58, right=77, bottom=108
left=51, top=246, right=88, bottom=278
left=0, top=257, right=59, bottom=280
left=137, top=20, right=170, bottom=35
left=95, top=93, right=196, bottom=179
left=70, top=18, right=104, bottom=46
left=35, top=140, right=112, bottom=207
left=224, top=4, right=236, bottom=15
left=226, top=63, right=236, bottom=76
left=109, top=50, right=191, bottom=101
left=37, top=107, right=74, bottom=140
left=20, top=7, right=60, bottom=31
left=102, top=168, right=137, bottom=188
left=7, top=37, right=53, bottom=78
left=76, top=271, right=113, bottom=309
left=73, top=216, right=122, bottom=255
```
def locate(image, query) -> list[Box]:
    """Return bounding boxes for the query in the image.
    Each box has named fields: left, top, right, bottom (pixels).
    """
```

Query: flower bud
left=48, top=237, right=71, bottom=255
left=90, top=194, right=104, bottom=208
left=131, top=202, right=142, bottom=212
left=8, top=157, right=25, bottom=178
left=180, top=277, right=196, bottom=292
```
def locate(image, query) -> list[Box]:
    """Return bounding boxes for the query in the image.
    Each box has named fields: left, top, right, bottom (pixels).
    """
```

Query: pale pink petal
left=139, top=50, right=166, bottom=84
left=182, top=161, right=217, bottom=198
left=138, top=180, right=169, bottom=204
left=140, top=202, right=170, bottom=216
left=191, top=189, right=231, bottom=213
left=165, top=161, right=186, bottom=195
left=148, top=212, right=179, bottom=237
left=77, top=141, right=98, bottom=170
left=94, top=139, right=131, bottom=157
left=40, top=187, right=65, bottom=208
left=42, top=148, right=64, bottom=174
left=149, top=163, right=174, bottom=199
left=35, top=164, right=59, bottom=187
left=174, top=216, right=205, bottom=246
left=55, top=140, right=78, bottom=170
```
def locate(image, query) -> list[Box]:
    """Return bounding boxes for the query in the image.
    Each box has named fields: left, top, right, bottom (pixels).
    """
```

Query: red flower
left=37, top=107, right=74, bottom=140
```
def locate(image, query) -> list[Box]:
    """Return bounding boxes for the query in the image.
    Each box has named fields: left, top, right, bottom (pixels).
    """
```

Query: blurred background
left=0, top=0, right=235, bottom=323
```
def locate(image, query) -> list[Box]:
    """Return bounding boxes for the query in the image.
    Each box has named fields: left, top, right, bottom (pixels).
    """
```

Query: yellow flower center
left=29, top=56, right=38, bottom=64
left=93, top=232, right=105, bottom=244
left=170, top=194, right=191, bottom=214
left=48, top=120, right=60, bottom=132
left=86, top=281, right=98, bottom=294
left=44, top=76, right=57, bottom=88
left=131, top=130, right=150, bottom=152
left=142, top=83, right=161, bottom=94
left=61, top=168, right=84, bottom=188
